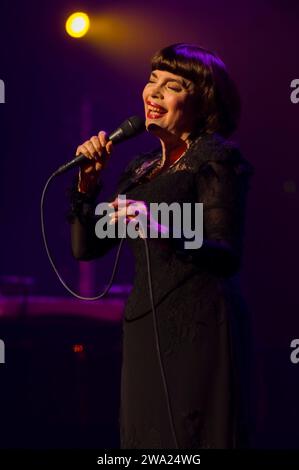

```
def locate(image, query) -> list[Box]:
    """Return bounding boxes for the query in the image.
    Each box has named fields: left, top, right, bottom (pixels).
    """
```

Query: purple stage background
left=0, top=0, right=298, bottom=448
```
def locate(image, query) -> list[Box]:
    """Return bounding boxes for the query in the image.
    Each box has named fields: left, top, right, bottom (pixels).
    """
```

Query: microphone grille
left=109, top=115, right=145, bottom=144
left=123, top=115, right=145, bottom=137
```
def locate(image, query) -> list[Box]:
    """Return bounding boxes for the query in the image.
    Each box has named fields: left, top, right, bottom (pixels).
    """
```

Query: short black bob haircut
left=151, top=43, right=241, bottom=138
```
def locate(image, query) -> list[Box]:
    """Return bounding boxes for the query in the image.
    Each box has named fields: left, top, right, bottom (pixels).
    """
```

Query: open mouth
left=146, top=100, right=167, bottom=119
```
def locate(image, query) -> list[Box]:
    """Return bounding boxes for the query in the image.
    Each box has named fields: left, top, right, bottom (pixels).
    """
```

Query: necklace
left=167, top=143, right=190, bottom=170
left=147, top=139, right=191, bottom=179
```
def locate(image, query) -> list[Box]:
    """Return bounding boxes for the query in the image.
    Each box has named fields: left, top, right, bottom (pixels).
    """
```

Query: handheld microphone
left=53, top=115, right=145, bottom=177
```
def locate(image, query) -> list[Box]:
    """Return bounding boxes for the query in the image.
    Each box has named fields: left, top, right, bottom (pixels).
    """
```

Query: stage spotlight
left=65, top=12, right=90, bottom=38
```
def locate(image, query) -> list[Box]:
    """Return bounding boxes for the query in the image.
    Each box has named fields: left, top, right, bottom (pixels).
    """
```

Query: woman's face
left=142, top=69, right=198, bottom=142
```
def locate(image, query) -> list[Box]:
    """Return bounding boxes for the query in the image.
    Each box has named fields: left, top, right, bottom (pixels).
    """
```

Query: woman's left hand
left=108, top=197, right=169, bottom=238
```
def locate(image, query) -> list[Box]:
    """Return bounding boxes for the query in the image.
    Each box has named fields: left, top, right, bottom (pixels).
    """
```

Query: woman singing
left=68, top=43, right=254, bottom=449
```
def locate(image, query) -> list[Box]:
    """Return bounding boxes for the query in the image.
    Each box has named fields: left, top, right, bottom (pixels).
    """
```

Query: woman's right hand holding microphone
left=75, top=130, right=113, bottom=193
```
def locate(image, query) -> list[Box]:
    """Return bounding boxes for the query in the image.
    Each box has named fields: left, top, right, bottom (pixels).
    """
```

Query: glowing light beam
left=65, top=12, right=90, bottom=38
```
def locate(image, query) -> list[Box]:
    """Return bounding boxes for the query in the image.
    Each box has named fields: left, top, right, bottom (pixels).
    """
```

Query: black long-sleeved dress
left=68, top=132, right=254, bottom=449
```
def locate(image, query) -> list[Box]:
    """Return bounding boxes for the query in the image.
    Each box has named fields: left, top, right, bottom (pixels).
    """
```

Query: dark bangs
left=151, top=43, right=241, bottom=138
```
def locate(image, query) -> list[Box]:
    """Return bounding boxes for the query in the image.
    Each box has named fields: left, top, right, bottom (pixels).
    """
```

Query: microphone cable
left=41, top=172, right=125, bottom=300
left=41, top=171, right=179, bottom=449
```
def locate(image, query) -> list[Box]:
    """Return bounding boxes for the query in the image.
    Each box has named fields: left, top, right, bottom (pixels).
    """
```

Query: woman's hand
left=108, top=197, right=169, bottom=238
left=75, top=131, right=113, bottom=193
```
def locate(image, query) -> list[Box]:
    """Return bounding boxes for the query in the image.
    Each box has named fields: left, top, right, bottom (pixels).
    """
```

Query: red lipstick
left=146, top=100, right=167, bottom=113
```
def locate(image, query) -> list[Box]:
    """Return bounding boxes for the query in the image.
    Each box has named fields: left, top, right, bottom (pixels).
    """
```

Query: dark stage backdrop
left=0, top=0, right=298, bottom=449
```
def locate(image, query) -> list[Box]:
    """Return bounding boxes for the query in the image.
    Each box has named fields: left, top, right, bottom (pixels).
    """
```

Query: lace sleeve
left=66, top=176, right=120, bottom=260
left=169, top=146, right=254, bottom=276
left=66, top=178, right=103, bottom=225
left=67, top=153, right=156, bottom=260
left=191, top=151, right=254, bottom=275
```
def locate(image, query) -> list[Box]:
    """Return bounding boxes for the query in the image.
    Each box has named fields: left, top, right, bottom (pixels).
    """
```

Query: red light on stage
left=72, top=344, right=84, bottom=353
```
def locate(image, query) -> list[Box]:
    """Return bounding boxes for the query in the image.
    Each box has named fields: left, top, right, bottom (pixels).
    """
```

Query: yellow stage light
left=65, top=12, right=90, bottom=38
